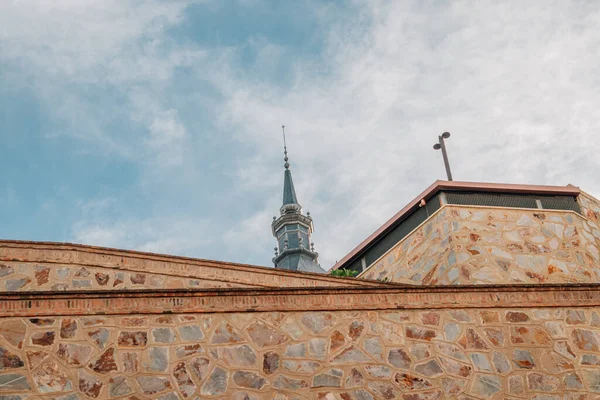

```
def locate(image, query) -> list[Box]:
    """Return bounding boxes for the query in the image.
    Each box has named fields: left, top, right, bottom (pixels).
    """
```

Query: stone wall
left=3, top=306, right=600, bottom=399
left=360, top=199, right=600, bottom=285
left=0, top=241, right=381, bottom=290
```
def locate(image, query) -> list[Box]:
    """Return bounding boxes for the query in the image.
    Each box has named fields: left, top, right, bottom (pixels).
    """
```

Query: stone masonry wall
left=0, top=261, right=254, bottom=292
left=361, top=199, right=600, bottom=285
left=0, top=242, right=381, bottom=290
left=3, top=307, right=600, bottom=399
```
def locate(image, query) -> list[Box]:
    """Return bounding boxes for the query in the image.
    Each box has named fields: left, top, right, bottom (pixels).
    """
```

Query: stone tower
left=271, top=127, right=324, bottom=273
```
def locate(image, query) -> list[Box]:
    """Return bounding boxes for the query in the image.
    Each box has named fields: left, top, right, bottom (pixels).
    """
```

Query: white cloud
left=215, top=0, right=600, bottom=268
left=0, top=0, right=202, bottom=162
left=4, top=0, right=600, bottom=270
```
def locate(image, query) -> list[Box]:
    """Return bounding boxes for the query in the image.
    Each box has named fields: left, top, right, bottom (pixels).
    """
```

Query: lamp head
left=441, top=131, right=451, bottom=139
left=433, top=143, right=442, bottom=150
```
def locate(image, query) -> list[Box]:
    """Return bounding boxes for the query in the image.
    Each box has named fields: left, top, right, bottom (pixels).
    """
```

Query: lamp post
left=433, top=132, right=453, bottom=181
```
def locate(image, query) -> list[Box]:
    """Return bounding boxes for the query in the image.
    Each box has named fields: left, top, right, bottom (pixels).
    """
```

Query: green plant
left=330, top=268, right=358, bottom=277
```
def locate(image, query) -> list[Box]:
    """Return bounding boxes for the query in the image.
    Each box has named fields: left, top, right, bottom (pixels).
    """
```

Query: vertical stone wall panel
left=361, top=203, right=600, bottom=286
left=3, top=308, right=600, bottom=398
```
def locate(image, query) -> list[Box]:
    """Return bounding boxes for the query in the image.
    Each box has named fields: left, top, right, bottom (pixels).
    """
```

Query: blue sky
left=1, top=0, right=600, bottom=269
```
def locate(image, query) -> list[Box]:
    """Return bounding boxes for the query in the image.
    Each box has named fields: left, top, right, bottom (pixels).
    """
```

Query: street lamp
left=433, top=132, right=453, bottom=181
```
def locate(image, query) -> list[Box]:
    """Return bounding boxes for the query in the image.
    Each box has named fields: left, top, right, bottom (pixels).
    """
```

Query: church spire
left=272, top=126, right=324, bottom=273
left=282, top=125, right=299, bottom=208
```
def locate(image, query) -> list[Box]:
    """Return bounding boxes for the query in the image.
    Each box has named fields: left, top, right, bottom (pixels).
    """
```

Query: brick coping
left=2, top=283, right=599, bottom=317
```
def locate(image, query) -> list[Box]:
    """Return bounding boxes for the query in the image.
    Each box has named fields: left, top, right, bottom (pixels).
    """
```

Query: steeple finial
left=282, top=125, right=290, bottom=170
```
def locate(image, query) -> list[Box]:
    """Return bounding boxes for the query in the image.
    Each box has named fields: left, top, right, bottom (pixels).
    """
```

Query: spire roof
left=283, top=169, right=299, bottom=206
left=281, top=125, right=300, bottom=208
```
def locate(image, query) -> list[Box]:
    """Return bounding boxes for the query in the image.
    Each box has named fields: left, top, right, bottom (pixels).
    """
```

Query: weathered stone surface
left=95, top=272, right=110, bottom=285
left=308, top=337, right=328, bottom=360
left=0, top=320, right=26, bottom=349
left=88, top=328, right=110, bottom=349
left=29, top=318, right=55, bottom=327
left=283, top=360, right=320, bottom=374
left=300, top=313, right=335, bottom=334
left=273, top=375, right=308, bottom=390
left=492, top=351, right=511, bottom=374
left=368, top=382, right=399, bottom=399
left=263, top=351, right=279, bottom=374
left=564, top=372, right=583, bottom=390
left=130, top=273, right=146, bottom=284
left=178, top=325, right=204, bottom=342
left=284, top=343, right=306, bottom=357
left=79, top=370, right=103, bottom=398
left=60, top=319, right=77, bottom=339
left=349, top=321, right=365, bottom=340
left=120, top=352, right=139, bottom=374
left=201, top=367, right=228, bottom=395
left=144, top=347, right=168, bottom=372
left=402, top=391, right=442, bottom=400
left=364, top=364, right=392, bottom=378
left=25, top=349, right=49, bottom=369
left=510, top=326, right=551, bottom=345
left=89, top=347, right=118, bottom=373
left=175, top=343, right=203, bottom=358
left=582, top=353, right=600, bottom=365
left=109, top=375, right=133, bottom=397
left=189, top=356, right=210, bottom=381
left=483, top=327, right=505, bottom=346
left=32, top=360, right=72, bottom=392
left=415, top=359, right=444, bottom=377
left=6, top=278, right=31, bottom=291
left=0, top=264, right=14, bottom=277
left=219, top=345, right=257, bottom=367
left=582, top=369, right=600, bottom=392
left=458, top=328, right=489, bottom=350
left=313, top=371, right=342, bottom=388
left=441, top=377, right=467, bottom=396
left=470, top=374, right=501, bottom=398
left=509, top=375, right=524, bottom=395
left=439, top=356, right=472, bottom=378
left=527, top=372, right=560, bottom=391
left=363, top=337, right=384, bottom=361
left=0, top=373, right=31, bottom=391
left=212, top=322, right=245, bottom=344
left=172, top=361, right=196, bottom=397
left=56, top=343, right=92, bottom=366
left=233, top=371, right=266, bottom=389
left=388, top=348, right=411, bottom=368
left=346, top=368, right=364, bottom=388
left=330, top=330, right=345, bottom=351
left=513, top=349, right=536, bottom=369
left=136, top=375, right=172, bottom=394
left=152, top=327, right=175, bottom=343
left=0, top=347, right=24, bottom=370
left=118, top=331, right=147, bottom=347
left=470, top=352, right=492, bottom=372
left=406, top=326, right=436, bottom=341
left=571, top=328, right=599, bottom=351
left=566, top=310, right=586, bottom=324
left=246, top=321, right=287, bottom=348
left=34, top=267, right=50, bottom=285
left=31, top=331, right=54, bottom=346
left=331, top=345, right=371, bottom=364
left=395, top=372, right=432, bottom=390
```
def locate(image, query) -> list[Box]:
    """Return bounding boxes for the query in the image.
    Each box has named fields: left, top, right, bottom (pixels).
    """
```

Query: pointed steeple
left=281, top=126, right=301, bottom=213
left=272, top=126, right=324, bottom=273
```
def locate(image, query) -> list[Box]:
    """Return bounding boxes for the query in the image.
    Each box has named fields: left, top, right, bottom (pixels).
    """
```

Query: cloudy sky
left=1, top=0, right=599, bottom=269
